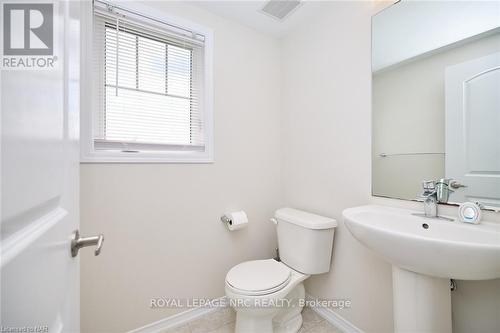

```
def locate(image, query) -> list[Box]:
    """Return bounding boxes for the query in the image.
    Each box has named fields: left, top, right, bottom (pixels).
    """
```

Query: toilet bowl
left=225, top=208, right=337, bottom=333
left=225, top=259, right=309, bottom=333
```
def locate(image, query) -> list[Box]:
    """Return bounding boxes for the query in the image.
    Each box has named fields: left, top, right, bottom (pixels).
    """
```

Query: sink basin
left=343, top=205, right=500, bottom=280
left=343, top=204, right=500, bottom=332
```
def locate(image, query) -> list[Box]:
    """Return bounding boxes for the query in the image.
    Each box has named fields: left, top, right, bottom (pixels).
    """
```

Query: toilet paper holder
left=221, top=211, right=249, bottom=231
left=221, top=215, right=232, bottom=225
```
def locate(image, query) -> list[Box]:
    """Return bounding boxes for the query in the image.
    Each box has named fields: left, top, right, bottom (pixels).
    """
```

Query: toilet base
left=233, top=283, right=306, bottom=333
left=273, top=283, right=305, bottom=333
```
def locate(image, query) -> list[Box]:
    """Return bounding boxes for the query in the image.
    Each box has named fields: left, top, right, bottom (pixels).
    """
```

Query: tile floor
left=161, top=307, right=341, bottom=333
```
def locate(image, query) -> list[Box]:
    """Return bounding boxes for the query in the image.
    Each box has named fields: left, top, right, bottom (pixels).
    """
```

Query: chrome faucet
left=422, top=180, right=438, bottom=217
left=413, top=180, right=454, bottom=221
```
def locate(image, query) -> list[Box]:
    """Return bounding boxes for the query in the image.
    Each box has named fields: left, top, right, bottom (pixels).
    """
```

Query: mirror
left=372, top=1, right=500, bottom=210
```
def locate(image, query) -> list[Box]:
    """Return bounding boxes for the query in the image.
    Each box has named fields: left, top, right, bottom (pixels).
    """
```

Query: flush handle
left=71, top=230, right=104, bottom=257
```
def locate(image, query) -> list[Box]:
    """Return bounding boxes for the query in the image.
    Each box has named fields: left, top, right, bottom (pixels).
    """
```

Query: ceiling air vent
left=260, top=0, right=302, bottom=21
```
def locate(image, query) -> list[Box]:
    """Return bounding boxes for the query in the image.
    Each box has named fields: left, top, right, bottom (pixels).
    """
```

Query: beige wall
left=373, top=32, right=500, bottom=200
left=80, top=2, right=282, bottom=332
left=280, top=2, right=394, bottom=332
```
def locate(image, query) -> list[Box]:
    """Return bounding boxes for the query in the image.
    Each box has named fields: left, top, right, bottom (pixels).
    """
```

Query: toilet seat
left=225, top=259, right=291, bottom=296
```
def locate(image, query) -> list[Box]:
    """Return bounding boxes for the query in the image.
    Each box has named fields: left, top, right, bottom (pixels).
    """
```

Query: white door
left=1, top=1, right=80, bottom=331
left=445, top=52, right=500, bottom=207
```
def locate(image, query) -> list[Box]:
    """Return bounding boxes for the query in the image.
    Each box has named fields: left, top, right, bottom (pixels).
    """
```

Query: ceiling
left=190, top=1, right=328, bottom=38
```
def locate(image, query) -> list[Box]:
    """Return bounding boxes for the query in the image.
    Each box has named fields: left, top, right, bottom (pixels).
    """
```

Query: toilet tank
left=275, top=208, right=337, bottom=274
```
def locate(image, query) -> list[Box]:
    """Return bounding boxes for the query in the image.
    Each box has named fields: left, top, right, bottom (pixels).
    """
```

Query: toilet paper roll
left=225, top=211, right=248, bottom=231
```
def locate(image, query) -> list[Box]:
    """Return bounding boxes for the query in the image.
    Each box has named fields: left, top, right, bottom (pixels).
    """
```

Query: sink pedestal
left=392, top=266, right=452, bottom=333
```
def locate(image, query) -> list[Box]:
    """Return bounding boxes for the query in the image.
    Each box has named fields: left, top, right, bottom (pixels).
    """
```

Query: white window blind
left=92, top=1, right=207, bottom=154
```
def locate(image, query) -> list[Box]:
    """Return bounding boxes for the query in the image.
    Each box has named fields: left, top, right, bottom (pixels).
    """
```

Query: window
left=82, top=0, right=213, bottom=162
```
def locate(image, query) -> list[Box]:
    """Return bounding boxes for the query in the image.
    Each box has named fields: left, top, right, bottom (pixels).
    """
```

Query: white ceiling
left=190, top=1, right=328, bottom=38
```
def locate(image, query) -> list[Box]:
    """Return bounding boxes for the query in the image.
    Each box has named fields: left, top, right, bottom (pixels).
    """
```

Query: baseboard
left=127, top=296, right=228, bottom=333
left=305, top=294, right=365, bottom=333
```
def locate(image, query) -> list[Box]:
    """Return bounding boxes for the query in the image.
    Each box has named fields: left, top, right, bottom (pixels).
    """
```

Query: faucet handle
left=422, top=180, right=436, bottom=190
left=421, top=180, right=437, bottom=195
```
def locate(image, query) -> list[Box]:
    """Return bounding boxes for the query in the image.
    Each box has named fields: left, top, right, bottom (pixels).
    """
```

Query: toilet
left=225, top=208, right=337, bottom=333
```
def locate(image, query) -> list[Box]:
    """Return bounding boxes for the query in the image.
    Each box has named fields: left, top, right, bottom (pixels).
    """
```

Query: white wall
left=80, top=2, right=282, bottom=332
left=281, top=2, right=394, bottom=332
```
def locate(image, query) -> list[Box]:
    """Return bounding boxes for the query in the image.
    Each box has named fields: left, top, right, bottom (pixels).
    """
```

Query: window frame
left=80, top=0, right=214, bottom=163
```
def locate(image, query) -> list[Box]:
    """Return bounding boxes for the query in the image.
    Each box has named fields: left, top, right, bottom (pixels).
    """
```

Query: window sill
left=80, top=150, right=214, bottom=164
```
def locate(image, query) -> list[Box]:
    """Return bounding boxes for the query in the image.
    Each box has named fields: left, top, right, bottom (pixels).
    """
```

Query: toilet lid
left=226, top=259, right=291, bottom=295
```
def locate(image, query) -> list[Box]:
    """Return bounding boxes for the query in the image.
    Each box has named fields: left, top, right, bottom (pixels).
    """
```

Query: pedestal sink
left=343, top=205, right=500, bottom=333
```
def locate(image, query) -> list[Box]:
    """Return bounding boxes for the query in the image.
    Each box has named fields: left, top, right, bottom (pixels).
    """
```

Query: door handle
left=71, top=230, right=104, bottom=257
